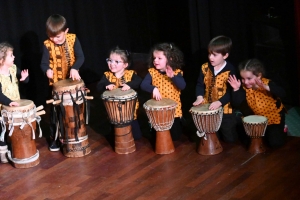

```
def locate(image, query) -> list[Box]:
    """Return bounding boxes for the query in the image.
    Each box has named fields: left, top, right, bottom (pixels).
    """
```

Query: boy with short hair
left=193, top=35, right=237, bottom=143
left=40, top=14, right=85, bottom=151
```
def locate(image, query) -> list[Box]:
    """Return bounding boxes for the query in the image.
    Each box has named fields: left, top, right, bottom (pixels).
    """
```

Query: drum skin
left=144, top=98, right=177, bottom=154
left=2, top=99, right=39, bottom=168
left=190, top=104, right=223, bottom=155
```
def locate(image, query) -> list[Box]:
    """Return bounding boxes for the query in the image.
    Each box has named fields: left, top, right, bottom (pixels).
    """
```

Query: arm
left=171, top=72, right=186, bottom=90
left=140, top=73, right=155, bottom=93
left=71, top=37, right=85, bottom=70
left=268, top=81, right=286, bottom=99
left=126, top=73, right=142, bottom=90
left=218, top=69, right=236, bottom=106
left=96, top=75, right=112, bottom=93
left=0, top=83, right=12, bottom=106
left=40, top=45, right=50, bottom=74
left=16, top=67, right=29, bottom=83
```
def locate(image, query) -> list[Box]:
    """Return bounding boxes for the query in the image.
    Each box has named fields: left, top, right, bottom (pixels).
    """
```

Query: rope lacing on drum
left=0, top=114, right=6, bottom=142
left=196, top=131, right=207, bottom=140
left=78, top=89, right=90, bottom=125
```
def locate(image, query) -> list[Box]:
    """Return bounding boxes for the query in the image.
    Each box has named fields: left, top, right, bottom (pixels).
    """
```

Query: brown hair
left=208, top=35, right=232, bottom=56
left=109, top=46, right=131, bottom=66
left=238, top=59, right=265, bottom=77
left=0, top=42, right=13, bottom=66
left=46, top=14, right=67, bottom=37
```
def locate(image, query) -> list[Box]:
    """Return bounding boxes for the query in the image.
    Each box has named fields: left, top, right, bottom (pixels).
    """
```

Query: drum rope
left=7, top=150, right=39, bottom=164
left=60, top=135, right=88, bottom=144
left=0, top=113, right=6, bottom=142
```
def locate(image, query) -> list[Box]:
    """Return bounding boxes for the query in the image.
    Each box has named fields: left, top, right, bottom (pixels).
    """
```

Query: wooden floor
left=1, top=82, right=300, bottom=200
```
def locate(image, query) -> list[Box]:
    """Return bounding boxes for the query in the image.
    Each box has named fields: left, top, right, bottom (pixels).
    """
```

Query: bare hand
left=121, top=84, right=130, bottom=91
left=70, top=69, right=81, bottom=80
left=228, top=75, right=241, bottom=91
left=20, top=69, right=29, bottom=81
left=209, top=101, right=222, bottom=110
left=106, top=84, right=115, bottom=91
left=9, top=102, right=19, bottom=107
left=166, top=65, right=174, bottom=78
left=255, top=78, right=270, bottom=91
left=153, top=87, right=162, bottom=100
left=193, top=96, right=204, bottom=106
left=46, top=69, right=53, bottom=79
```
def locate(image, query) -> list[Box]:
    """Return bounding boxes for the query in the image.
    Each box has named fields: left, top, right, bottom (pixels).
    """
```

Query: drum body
left=190, top=104, right=223, bottom=155
left=242, top=115, right=267, bottom=154
left=1, top=100, right=40, bottom=168
left=53, top=79, right=91, bottom=157
left=143, top=98, right=177, bottom=154
left=101, top=88, right=137, bottom=154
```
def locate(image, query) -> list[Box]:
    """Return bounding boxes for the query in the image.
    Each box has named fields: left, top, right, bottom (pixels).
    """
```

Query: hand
left=9, top=102, right=19, bottom=107
left=20, top=69, right=29, bottom=81
left=121, top=84, right=130, bottom=91
left=69, top=69, right=81, bottom=80
left=228, top=75, right=241, bottom=91
left=193, top=96, right=204, bottom=106
left=106, top=84, right=115, bottom=90
left=255, top=78, right=270, bottom=91
left=152, top=87, right=162, bottom=100
left=209, top=101, right=222, bottom=110
left=165, top=65, right=174, bottom=78
left=46, top=69, right=53, bottom=79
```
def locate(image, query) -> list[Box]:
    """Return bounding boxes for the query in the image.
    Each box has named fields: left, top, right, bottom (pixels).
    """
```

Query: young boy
left=193, top=35, right=237, bottom=143
left=40, top=14, right=85, bottom=151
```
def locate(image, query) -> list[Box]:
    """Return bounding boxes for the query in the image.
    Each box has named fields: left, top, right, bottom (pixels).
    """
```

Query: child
left=193, top=35, right=237, bottom=143
left=40, top=14, right=85, bottom=151
left=0, top=42, right=29, bottom=163
left=228, top=59, right=286, bottom=148
left=97, top=46, right=142, bottom=140
left=140, top=43, right=186, bottom=141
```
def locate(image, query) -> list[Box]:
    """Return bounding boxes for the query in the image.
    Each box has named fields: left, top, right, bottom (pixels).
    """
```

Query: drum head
left=1, top=99, right=34, bottom=111
left=243, top=115, right=267, bottom=124
left=102, top=88, right=137, bottom=100
left=189, top=103, right=222, bottom=114
left=53, top=79, right=85, bottom=92
left=144, top=98, right=177, bottom=109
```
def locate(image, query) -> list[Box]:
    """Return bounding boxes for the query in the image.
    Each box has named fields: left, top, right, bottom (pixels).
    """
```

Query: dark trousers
left=218, top=113, right=238, bottom=143
left=131, top=119, right=142, bottom=140
left=170, top=117, right=183, bottom=141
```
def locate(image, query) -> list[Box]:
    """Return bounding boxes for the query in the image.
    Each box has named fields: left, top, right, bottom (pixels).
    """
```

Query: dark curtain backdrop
left=0, top=0, right=298, bottom=105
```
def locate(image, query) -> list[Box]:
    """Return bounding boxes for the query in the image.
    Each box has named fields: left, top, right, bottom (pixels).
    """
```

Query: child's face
left=153, top=50, right=167, bottom=72
left=107, top=53, right=128, bottom=74
left=2, top=50, right=15, bottom=67
left=208, top=51, right=228, bottom=68
left=240, top=70, right=261, bottom=89
left=49, top=28, right=69, bottom=45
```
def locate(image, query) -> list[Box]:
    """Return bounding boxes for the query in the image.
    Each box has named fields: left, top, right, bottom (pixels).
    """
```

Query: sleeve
left=218, top=69, right=237, bottom=105
left=269, top=80, right=286, bottom=99
left=40, top=45, right=50, bottom=73
left=96, top=74, right=112, bottom=93
left=195, top=68, right=205, bottom=97
left=171, top=71, right=186, bottom=90
left=140, top=73, right=156, bottom=93
left=231, top=87, right=246, bottom=108
left=126, top=73, right=142, bottom=90
left=16, top=67, right=29, bottom=83
left=0, top=83, right=12, bottom=105
left=71, top=37, right=85, bottom=70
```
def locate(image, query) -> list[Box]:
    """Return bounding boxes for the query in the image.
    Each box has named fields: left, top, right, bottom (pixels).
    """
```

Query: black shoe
left=49, top=140, right=61, bottom=152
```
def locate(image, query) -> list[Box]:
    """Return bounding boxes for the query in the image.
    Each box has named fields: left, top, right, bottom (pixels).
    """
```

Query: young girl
left=140, top=43, right=186, bottom=141
left=97, top=46, right=142, bottom=140
left=228, top=58, right=286, bottom=148
left=0, top=42, right=29, bottom=163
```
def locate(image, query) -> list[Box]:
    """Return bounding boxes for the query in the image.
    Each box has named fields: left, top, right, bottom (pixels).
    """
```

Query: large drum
left=143, top=98, right=177, bottom=154
left=0, top=99, right=44, bottom=168
left=190, top=104, right=223, bottom=155
left=101, top=88, right=137, bottom=154
left=49, top=79, right=93, bottom=157
left=242, top=115, right=267, bottom=154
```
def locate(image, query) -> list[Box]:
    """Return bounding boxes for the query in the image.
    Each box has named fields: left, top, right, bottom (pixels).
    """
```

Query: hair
left=208, top=35, right=232, bottom=56
left=0, top=42, right=14, bottom=65
left=46, top=14, right=68, bottom=37
left=238, top=58, right=265, bottom=77
left=149, top=43, right=184, bottom=70
left=109, top=46, right=131, bottom=66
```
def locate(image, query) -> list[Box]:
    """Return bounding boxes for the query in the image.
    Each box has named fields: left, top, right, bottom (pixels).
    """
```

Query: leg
left=48, top=104, right=61, bottom=151
left=170, top=117, right=183, bottom=141
left=218, top=113, right=238, bottom=143
left=264, top=111, right=286, bottom=148
left=131, top=119, right=142, bottom=140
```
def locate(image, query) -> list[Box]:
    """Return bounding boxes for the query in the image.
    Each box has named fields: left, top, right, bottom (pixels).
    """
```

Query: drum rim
left=189, top=103, right=223, bottom=114
left=101, top=88, right=137, bottom=99
left=144, top=98, right=177, bottom=109
left=1, top=99, right=34, bottom=111
left=242, top=115, right=268, bottom=124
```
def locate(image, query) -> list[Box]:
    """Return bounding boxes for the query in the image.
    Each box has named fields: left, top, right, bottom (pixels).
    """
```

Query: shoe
left=49, top=140, right=61, bottom=152
left=0, top=145, right=8, bottom=163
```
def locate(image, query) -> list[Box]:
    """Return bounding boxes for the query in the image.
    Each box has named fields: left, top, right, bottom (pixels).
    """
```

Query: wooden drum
left=50, top=79, right=93, bottom=157
left=143, top=98, right=177, bottom=154
left=190, top=104, right=223, bottom=155
left=0, top=100, right=45, bottom=168
left=242, top=115, right=267, bottom=154
left=101, top=88, right=137, bottom=154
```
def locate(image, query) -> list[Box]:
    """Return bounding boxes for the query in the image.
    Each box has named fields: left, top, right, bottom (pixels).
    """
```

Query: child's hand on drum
left=46, top=69, right=53, bottom=79
left=106, top=84, right=115, bottom=90
left=193, top=96, right=204, bottom=106
left=209, top=101, right=221, bottom=110
left=228, top=75, right=241, bottom=91
left=20, top=69, right=29, bottom=81
left=153, top=87, right=162, bottom=100
left=9, top=102, right=19, bottom=107
left=121, top=84, right=130, bottom=91
left=70, top=69, right=81, bottom=80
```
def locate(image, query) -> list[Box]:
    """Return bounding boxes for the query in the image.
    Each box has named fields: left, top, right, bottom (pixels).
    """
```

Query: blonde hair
left=0, top=42, right=13, bottom=66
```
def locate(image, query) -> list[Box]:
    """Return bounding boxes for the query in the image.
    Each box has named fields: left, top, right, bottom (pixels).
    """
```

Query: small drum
left=101, top=88, right=137, bottom=154
left=242, top=115, right=267, bottom=154
left=51, top=79, right=92, bottom=157
left=190, top=104, right=223, bottom=155
left=0, top=100, right=44, bottom=168
left=143, top=98, right=177, bottom=154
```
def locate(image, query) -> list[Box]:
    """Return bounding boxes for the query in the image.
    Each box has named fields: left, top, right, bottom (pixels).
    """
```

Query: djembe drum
left=47, top=79, right=93, bottom=157
left=143, top=98, right=177, bottom=154
left=190, top=104, right=223, bottom=155
left=242, top=115, right=267, bottom=154
left=0, top=99, right=45, bottom=168
left=101, top=88, right=137, bottom=154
